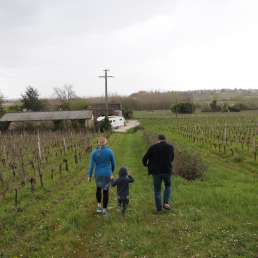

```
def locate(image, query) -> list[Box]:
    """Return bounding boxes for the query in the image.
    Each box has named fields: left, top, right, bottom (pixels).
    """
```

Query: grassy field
left=1, top=112, right=258, bottom=257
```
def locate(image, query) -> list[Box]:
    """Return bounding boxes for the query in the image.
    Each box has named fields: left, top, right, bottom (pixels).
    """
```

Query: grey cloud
left=0, top=0, right=40, bottom=30
left=0, top=0, right=258, bottom=99
left=0, top=0, right=174, bottom=68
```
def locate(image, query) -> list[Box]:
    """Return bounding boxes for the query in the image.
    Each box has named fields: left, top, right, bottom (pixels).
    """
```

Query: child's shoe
left=96, top=207, right=103, bottom=213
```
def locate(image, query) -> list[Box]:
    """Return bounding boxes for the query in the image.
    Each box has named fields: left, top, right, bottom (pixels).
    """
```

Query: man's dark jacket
left=142, top=141, right=174, bottom=175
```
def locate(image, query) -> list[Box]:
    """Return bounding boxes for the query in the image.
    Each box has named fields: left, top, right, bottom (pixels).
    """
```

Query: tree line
left=0, top=85, right=87, bottom=113
left=1, top=88, right=258, bottom=115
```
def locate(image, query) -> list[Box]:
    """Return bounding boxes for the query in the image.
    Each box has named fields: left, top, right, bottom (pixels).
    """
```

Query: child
left=111, top=167, right=134, bottom=215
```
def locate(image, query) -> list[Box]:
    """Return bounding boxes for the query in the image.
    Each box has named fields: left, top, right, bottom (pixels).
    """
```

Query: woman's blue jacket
left=88, top=146, right=115, bottom=177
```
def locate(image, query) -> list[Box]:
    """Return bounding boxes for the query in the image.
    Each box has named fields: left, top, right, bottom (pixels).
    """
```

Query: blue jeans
left=152, top=174, right=172, bottom=211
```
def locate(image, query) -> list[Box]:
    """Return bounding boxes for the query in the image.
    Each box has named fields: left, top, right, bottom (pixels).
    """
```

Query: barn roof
left=0, top=110, right=93, bottom=122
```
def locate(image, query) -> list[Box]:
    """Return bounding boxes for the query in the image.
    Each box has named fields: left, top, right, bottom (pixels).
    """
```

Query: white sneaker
left=96, top=207, right=103, bottom=213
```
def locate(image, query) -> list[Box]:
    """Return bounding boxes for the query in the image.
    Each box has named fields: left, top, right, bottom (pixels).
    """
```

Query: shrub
left=54, top=120, right=66, bottom=130
left=228, top=103, right=247, bottom=112
left=98, top=116, right=111, bottom=132
left=201, top=104, right=212, bottom=112
left=232, top=153, right=244, bottom=162
left=71, top=120, right=86, bottom=130
left=0, top=121, right=10, bottom=131
left=209, top=100, right=221, bottom=112
left=221, top=103, right=229, bottom=112
left=122, top=107, right=133, bottom=119
left=171, top=102, right=195, bottom=114
left=6, top=104, right=23, bottom=112
left=174, top=147, right=207, bottom=180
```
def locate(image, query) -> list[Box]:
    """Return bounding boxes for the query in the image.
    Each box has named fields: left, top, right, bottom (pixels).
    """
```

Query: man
left=142, top=134, right=174, bottom=212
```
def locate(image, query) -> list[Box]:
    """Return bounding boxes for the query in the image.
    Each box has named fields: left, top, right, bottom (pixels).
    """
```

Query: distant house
left=88, top=103, right=122, bottom=118
left=0, top=110, right=94, bottom=130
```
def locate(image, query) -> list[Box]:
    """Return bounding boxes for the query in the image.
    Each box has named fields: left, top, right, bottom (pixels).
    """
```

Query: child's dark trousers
left=118, top=198, right=129, bottom=215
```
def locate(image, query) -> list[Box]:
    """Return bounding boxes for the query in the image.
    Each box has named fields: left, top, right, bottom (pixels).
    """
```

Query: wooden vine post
left=223, top=123, right=227, bottom=153
left=253, top=135, right=257, bottom=161
left=37, top=130, right=42, bottom=160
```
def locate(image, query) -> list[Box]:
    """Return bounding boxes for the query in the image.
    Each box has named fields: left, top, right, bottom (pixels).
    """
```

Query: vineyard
left=138, top=111, right=258, bottom=162
left=177, top=116, right=257, bottom=159
left=0, top=112, right=258, bottom=257
left=0, top=130, right=93, bottom=208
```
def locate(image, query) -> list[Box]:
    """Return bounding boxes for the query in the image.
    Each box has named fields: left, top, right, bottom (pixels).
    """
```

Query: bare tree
left=53, top=85, right=77, bottom=110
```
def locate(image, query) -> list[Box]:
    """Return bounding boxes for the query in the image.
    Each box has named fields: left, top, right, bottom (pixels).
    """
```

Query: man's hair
left=158, top=134, right=166, bottom=141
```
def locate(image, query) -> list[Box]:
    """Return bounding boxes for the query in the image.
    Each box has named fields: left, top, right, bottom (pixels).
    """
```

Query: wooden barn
left=0, top=110, right=94, bottom=130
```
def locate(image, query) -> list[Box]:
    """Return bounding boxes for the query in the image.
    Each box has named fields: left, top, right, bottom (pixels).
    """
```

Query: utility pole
left=98, top=69, right=114, bottom=118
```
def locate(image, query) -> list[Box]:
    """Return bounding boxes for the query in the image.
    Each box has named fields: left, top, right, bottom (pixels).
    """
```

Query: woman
left=88, top=136, right=115, bottom=215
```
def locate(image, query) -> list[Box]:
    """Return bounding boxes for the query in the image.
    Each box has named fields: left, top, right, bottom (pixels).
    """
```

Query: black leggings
left=96, top=187, right=109, bottom=209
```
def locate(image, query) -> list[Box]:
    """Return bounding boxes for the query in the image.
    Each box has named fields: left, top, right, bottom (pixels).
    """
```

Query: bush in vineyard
left=173, top=147, right=207, bottom=180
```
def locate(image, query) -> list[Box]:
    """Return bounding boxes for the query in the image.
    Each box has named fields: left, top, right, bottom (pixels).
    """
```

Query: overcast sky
left=0, top=0, right=258, bottom=99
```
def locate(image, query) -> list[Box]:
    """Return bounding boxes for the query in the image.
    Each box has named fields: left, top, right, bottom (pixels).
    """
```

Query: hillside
left=85, top=89, right=258, bottom=110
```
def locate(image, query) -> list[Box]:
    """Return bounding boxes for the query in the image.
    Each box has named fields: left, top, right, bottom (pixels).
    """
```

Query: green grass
left=1, top=116, right=258, bottom=257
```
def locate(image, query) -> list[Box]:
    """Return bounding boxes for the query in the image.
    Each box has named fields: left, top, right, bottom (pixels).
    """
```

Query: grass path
left=1, top=129, right=258, bottom=257
left=74, top=132, right=154, bottom=258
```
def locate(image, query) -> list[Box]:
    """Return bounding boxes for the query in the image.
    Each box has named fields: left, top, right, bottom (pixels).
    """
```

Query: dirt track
left=113, top=120, right=140, bottom=133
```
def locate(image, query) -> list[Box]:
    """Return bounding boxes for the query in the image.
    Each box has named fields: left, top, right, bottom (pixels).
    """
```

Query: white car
left=97, top=116, right=126, bottom=129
